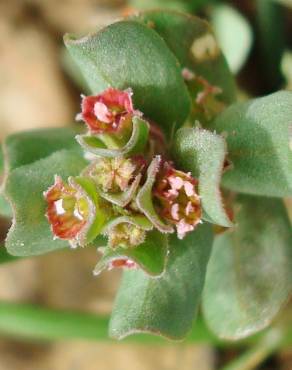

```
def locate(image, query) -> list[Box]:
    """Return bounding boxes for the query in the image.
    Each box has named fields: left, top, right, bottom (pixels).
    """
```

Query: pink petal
left=184, top=181, right=195, bottom=197
left=171, top=203, right=180, bottom=221
left=94, top=102, right=112, bottom=123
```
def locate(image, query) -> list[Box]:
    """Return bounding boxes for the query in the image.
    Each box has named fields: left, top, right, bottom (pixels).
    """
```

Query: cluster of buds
left=45, top=87, right=202, bottom=271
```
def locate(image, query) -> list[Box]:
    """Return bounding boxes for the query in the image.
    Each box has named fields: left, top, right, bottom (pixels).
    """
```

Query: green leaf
left=203, top=195, right=292, bottom=340
left=64, top=21, right=191, bottom=134
left=131, top=10, right=236, bottom=105
left=94, top=230, right=168, bottom=277
left=3, top=127, right=81, bottom=173
left=4, top=149, right=88, bottom=256
left=210, top=91, right=292, bottom=197
left=173, top=127, right=232, bottom=227
left=77, top=117, right=149, bottom=158
left=61, top=48, right=91, bottom=94
left=211, top=4, right=252, bottom=73
left=109, top=223, right=213, bottom=340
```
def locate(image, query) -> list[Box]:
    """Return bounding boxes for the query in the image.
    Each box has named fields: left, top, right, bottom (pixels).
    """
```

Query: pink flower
left=154, top=162, right=202, bottom=239
left=44, top=176, right=90, bottom=243
left=77, top=88, right=141, bottom=134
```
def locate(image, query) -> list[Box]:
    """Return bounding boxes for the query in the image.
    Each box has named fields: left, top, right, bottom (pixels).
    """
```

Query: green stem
left=0, top=301, right=291, bottom=347
left=0, top=301, right=214, bottom=344
left=220, top=329, right=284, bottom=370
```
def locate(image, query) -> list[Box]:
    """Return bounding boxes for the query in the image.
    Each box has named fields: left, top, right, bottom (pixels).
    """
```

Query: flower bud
left=154, top=162, right=202, bottom=239
left=77, top=88, right=141, bottom=134
left=86, top=155, right=146, bottom=194
left=44, top=176, right=95, bottom=247
left=108, top=222, right=146, bottom=248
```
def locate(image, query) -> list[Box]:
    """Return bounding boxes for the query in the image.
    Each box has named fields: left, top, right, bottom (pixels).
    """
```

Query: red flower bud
left=77, top=88, right=141, bottom=134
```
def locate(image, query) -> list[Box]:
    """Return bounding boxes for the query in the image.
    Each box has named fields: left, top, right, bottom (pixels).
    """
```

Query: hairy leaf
left=210, top=91, right=292, bottom=197
left=174, top=127, right=232, bottom=227
left=132, top=10, right=236, bottom=104
left=3, top=127, right=81, bottom=173
left=4, top=150, right=88, bottom=256
left=65, top=21, right=191, bottom=135
left=94, top=231, right=168, bottom=277
left=203, top=195, right=292, bottom=339
left=109, top=223, right=213, bottom=340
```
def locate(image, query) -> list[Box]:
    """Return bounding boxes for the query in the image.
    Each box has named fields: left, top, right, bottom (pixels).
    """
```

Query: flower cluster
left=45, top=88, right=202, bottom=270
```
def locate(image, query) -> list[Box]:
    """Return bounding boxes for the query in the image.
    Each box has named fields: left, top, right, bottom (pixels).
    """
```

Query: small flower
left=153, top=162, right=202, bottom=239
left=77, top=87, right=141, bottom=133
left=86, top=156, right=146, bottom=193
left=44, top=176, right=93, bottom=247
left=108, top=223, right=146, bottom=248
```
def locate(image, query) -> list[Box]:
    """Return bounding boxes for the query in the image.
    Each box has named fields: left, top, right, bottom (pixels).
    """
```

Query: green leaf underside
left=131, top=10, right=236, bottom=105
left=77, top=117, right=149, bottom=158
left=3, top=127, right=81, bottom=173
left=94, top=230, right=168, bottom=277
left=4, top=150, right=88, bottom=256
left=203, top=195, right=292, bottom=340
left=109, top=223, right=213, bottom=340
left=65, top=20, right=191, bottom=135
left=210, top=91, right=292, bottom=197
left=174, top=127, right=232, bottom=227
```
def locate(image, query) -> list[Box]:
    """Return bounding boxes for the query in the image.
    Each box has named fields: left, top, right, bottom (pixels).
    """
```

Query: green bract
left=77, top=116, right=150, bottom=158
left=0, top=9, right=291, bottom=344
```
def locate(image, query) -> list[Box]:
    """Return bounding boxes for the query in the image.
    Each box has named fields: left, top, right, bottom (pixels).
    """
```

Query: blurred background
left=0, top=0, right=291, bottom=369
